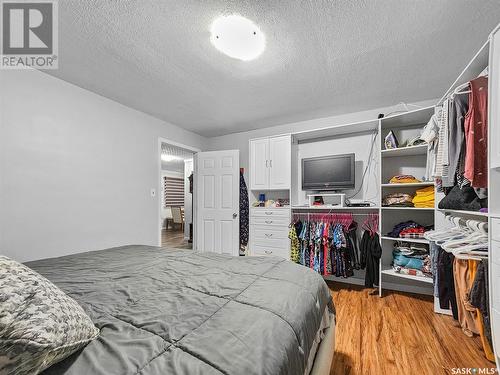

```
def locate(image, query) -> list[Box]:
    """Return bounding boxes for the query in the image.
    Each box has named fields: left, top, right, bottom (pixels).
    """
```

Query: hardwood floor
left=161, top=227, right=192, bottom=249
left=328, top=282, right=494, bottom=375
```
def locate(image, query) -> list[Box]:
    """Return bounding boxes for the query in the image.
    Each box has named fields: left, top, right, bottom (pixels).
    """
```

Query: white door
left=269, top=135, right=291, bottom=189
left=249, top=138, right=269, bottom=190
left=195, top=150, right=239, bottom=255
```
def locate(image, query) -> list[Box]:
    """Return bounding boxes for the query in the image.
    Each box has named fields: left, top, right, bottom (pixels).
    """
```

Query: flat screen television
left=301, top=153, right=355, bottom=191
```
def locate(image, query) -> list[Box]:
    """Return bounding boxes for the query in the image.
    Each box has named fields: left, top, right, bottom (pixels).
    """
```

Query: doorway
left=159, top=140, right=198, bottom=249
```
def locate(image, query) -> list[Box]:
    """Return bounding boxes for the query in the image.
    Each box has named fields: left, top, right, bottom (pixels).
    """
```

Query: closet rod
left=292, top=213, right=379, bottom=217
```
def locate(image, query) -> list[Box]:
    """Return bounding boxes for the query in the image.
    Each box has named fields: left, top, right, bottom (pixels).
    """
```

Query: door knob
left=233, top=213, right=238, bottom=218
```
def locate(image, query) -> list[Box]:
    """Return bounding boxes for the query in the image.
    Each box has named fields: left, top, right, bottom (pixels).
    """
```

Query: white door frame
left=157, top=137, right=201, bottom=247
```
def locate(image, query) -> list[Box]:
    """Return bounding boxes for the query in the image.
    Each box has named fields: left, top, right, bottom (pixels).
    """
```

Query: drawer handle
left=265, top=212, right=273, bottom=215
left=264, top=250, right=272, bottom=254
left=265, top=233, right=273, bottom=237
left=265, top=220, right=273, bottom=224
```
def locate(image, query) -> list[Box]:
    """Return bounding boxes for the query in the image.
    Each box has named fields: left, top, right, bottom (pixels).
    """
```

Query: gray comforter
left=26, top=246, right=334, bottom=375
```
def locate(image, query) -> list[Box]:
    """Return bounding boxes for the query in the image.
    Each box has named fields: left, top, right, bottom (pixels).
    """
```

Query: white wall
left=0, top=69, right=206, bottom=262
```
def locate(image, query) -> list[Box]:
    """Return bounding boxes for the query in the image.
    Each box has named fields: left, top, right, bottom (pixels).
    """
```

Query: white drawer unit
left=251, top=244, right=289, bottom=259
left=252, top=226, right=288, bottom=240
left=250, top=216, right=290, bottom=226
left=249, top=208, right=291, bottom=260
left=250, top=208, right=290, bottom=217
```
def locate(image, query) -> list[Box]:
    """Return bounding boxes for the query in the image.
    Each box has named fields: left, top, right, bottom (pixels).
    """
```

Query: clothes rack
left=289, top=212, right=381, bottom=285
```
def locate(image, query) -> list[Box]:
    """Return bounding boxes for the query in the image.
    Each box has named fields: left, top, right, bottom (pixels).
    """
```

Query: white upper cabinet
left=249, top=135, right=291, bottom=190
left=269, top=135, right=291, bottom=189
left=249, top=137, right=269, bottom=190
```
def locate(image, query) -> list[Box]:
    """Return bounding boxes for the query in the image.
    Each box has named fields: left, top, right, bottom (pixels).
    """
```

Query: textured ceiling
left=49, top=1, right=500, bottom=137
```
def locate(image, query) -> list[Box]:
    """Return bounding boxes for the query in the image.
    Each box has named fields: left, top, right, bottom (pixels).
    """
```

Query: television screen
left=302, top=153, right=355, bottom=191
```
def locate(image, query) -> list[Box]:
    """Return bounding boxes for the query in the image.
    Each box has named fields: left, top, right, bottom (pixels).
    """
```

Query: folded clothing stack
left=386, top=220, right=432, bottom=239
left=393, top=265, right=431, bottom=278
left=399, top=227, right=426, bottom=239
left=382, top=193, right=414, bottom=207
left=392, top=242, right=431, bottom=278
left=389, top=175, right=421, bottom=184
left=412, top=186, right=435, bottom=208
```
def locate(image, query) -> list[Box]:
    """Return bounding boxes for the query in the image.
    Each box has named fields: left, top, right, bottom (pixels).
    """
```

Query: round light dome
left=210, top=15, right=265, bottom=61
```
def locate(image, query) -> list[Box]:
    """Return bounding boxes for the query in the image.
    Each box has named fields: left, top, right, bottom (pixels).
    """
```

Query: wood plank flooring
left=161, top=228, right=192, bottom=249
left=328, top=282, right=495, bottom=375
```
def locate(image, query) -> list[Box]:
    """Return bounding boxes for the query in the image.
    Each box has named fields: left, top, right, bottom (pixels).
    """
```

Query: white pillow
left=0, top=256, right=99, bottom=375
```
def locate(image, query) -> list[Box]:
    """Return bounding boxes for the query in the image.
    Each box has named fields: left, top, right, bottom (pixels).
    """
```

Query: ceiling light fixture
left=210, top=15, right=265, bottom=61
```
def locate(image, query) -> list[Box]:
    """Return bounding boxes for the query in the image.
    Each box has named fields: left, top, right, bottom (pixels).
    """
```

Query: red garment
left=464, top=76, right=488, bottom=188
left=399, top=227, right=425, bottom=236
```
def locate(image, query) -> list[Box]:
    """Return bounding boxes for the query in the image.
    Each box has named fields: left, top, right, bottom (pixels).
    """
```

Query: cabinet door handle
left=265, top=220, right=273, bottom=224
left=265, top=212, right=273, bottom=215
left=265, top=233, right=273, bottom=237
left=265, top=160, right=269, bottom=168
left=264, top=249, right=272, bottom=254
left=270, top=160, right=272, bottom=167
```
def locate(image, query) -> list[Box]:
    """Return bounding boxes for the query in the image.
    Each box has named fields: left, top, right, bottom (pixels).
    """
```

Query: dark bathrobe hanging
left=239, top=170, right=249, bottom=255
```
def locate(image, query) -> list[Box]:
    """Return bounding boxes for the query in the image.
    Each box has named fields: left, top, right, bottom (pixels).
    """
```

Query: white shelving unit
left=379, top=106, right=435, bottom=298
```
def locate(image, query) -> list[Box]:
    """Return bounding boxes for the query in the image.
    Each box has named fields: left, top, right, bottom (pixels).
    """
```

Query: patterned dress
left=288, top=225, right=300, bottom=263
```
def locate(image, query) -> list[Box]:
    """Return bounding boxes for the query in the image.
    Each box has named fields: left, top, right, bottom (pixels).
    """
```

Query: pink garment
left=464, top=76, right=488, bottom=188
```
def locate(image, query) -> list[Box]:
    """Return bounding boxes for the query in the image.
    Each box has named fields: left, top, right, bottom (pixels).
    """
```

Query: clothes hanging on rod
left=360, top=230, right=382, bottom=288
left=464, top=76, right=488, bottom=188
left=443, top=90, right=468, bottom=188
left=424, top=214, right=493, bottom=362
left=430, top=73, right=489, bottom=212
left=289, top=212, right=379, bottom=283
left=454, top=259, right=480, bottom=337
left=469, top=260, right=495, bottom=361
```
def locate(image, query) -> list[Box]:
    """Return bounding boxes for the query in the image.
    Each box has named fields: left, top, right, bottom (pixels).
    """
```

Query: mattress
left=26, top=245, right=335, bottom=375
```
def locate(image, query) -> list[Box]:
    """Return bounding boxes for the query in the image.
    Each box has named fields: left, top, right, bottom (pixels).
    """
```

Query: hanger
left=432, top=214, right=489, bottom=260
left=451, top=82, right=471, bottom=98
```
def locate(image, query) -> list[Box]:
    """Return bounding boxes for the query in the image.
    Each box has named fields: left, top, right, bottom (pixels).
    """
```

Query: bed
left=25, top=245, right=335, bottom=375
